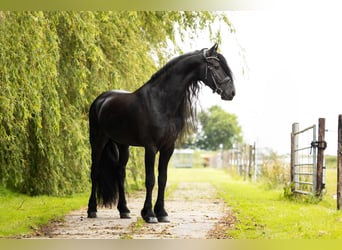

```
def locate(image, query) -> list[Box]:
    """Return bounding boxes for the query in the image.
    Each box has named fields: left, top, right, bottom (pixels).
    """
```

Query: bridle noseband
left=202, top=49, right=224, bottom=95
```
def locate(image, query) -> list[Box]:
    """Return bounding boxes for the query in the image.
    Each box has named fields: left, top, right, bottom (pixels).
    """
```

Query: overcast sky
left=187, top=10, right=342, bottom=155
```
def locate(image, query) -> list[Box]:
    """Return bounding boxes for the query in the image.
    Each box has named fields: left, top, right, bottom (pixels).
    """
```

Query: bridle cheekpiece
left=202, top=49, right=223, bottom=95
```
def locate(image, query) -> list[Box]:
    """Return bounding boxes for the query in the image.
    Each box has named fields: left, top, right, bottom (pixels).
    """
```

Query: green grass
left=0, top=187, right=88, bottom=237
left=168, top=167, right=342, bottom=239
left=325, top=167, right=338, bottom=199
left=325, top=155, right=337, bottom=169
left=1, top=166, right=342, bottom=239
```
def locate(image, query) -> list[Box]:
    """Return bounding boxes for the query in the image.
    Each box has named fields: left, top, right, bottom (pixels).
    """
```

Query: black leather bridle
left=202, top=49, right=226, bottom=95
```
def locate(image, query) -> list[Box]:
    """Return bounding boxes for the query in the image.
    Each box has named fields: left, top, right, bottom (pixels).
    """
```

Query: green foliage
left=259, top=150, right=290, bottom=189
left=195, top=105, right=242, bottom=150
left=126, top=147, right=145, bottom=191
left=0, top=11, right=233, bottom=195
left=283, top=182, right=322, bottom=204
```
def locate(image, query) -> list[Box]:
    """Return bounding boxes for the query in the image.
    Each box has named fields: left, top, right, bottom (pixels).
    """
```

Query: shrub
left=259, top=150, right=290, bottom=189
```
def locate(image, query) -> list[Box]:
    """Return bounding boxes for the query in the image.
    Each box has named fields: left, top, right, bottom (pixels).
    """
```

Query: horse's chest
left=151, top=117, right=181, bottom=141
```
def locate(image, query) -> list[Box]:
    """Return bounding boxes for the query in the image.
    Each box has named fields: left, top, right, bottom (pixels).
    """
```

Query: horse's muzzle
left=220, top=77, right=235, bottom=101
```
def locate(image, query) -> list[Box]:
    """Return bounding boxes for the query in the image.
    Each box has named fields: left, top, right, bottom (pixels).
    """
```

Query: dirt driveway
left=35, top=182, right=234, bottom=239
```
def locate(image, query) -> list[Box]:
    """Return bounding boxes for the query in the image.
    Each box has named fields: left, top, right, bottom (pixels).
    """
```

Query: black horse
left=87, top=44, right=235, bottom=223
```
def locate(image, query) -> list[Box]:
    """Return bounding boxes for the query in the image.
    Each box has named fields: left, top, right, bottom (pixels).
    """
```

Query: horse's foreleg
left=154, top=144, right=174, bottom=223
left=117, top=144, right=131, bottom=219
left=141, top=147, right=158, bottom=223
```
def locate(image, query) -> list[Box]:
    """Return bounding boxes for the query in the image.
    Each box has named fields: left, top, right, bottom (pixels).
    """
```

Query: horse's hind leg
left=88, top=165, right=99, bottom=218
left=116, top=143, right=131, bottom=219
left=87, top=135, right=107, bottom=218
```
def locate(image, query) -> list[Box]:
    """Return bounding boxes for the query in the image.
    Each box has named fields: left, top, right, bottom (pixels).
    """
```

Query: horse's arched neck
left=140, top=54, right=202, bottom=117
left=146, top=55, right=203, bottom=95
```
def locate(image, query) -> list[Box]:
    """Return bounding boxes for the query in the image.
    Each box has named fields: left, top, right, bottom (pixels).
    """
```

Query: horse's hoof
left=120, top=212, right=131, bottom=219
left=143, top=216, right=158, bottom=224
left=157, top=216, right=170, bottom=223
left=88, top=211, right=97, bottom=218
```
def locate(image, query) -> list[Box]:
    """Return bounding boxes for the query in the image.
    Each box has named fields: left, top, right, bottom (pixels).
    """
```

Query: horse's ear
left=208, top=43, right=218, bottom=55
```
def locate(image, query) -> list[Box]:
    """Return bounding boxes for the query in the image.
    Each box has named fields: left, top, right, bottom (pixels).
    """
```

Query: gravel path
left=36, top=182, right=232, bottom=239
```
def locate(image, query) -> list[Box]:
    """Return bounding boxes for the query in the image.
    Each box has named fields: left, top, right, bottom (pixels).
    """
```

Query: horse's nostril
left=232, top=90, right=235, bottom=96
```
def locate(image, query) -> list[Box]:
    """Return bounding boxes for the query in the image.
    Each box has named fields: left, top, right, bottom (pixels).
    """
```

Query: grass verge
left=168, top=167, right=342, bottom=239
left=0, top=186, right=88, bottom=237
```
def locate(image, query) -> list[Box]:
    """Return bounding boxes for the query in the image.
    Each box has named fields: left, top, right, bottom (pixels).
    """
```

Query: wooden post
left=290, top=129, right=294, bottom=185
left=243, top=144, right=247, bottom=181
left=248, top=144, right=252, bottom=180
left=316, top=118, right=325, bottom=197
left=337, top=115, right=342, bottom=210
left=291, top=123, right=299, bottom=192
left=253, top=142, right=256, bottom=182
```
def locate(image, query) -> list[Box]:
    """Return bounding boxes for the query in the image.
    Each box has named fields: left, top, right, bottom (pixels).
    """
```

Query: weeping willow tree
left=0, top=11, right=234, bottom=195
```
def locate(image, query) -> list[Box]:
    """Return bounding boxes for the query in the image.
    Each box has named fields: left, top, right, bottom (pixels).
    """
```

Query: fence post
left=316, top=118, right=325, bottom=197
left=253, top=142, right=257, bottom=182
left=337, top=115, right=342, bottom=210
left=248, top=144, right=253, bottom=180
left=243, top=144, right=248, bottom=181
left=291, top=123, right=299, bottom=192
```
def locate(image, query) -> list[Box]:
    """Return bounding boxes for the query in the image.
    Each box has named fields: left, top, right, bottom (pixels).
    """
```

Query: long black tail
left=89, top=93, right=121, bottom=208
left=96, top=140, right=120, bottom=208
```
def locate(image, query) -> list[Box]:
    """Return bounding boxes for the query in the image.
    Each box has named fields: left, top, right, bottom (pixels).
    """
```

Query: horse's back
left=90, top=90, right=125, bottom=121
left=109, top=89, right=131, bottom=94
left=94, top=89, right=131, bottom=101
left=91, top=89, right=145, bottom=145
left=92, top=89, right=132, bottom=110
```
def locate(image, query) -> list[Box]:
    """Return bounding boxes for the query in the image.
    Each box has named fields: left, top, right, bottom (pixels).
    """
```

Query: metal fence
left=219, top=143, right=257, bottom=181
left=291, top=123, right=317, bottom=194
left=291, top=119, right=326, bottom=196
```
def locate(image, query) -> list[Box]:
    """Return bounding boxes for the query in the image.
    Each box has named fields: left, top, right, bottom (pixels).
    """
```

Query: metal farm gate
left=290, top=119, right=326, bottom=196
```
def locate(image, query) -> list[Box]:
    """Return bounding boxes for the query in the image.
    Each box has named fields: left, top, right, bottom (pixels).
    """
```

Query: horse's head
left=201, top=44, right=235, bottom=101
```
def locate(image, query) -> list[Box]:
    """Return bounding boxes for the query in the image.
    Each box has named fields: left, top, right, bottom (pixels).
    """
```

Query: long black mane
left=141, top=50, right=203, bottom=140
left=178, top=79, right=200, bottom=140
left=146, top=50, right=201, bottom=83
